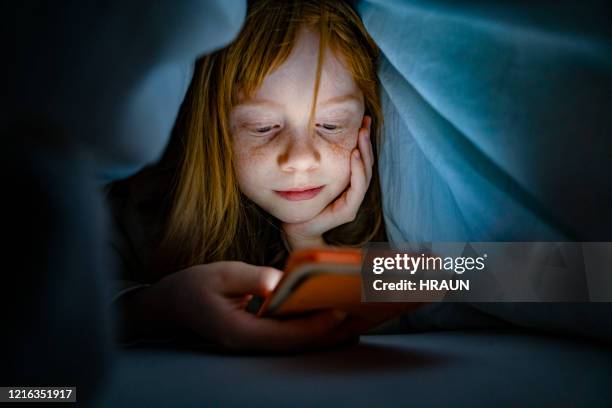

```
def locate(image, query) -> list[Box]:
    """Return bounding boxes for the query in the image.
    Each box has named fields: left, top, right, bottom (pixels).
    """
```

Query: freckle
left=328, top=134, right=357, bottom=156
left=239, top=141, right=273, bottom=164
left=329, top=142, right=346, bottom=156
left=250, top=146, right=266, bottom=158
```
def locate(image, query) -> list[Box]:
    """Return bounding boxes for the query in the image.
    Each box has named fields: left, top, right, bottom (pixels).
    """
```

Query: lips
left=274, top=186, right=324, bottom=201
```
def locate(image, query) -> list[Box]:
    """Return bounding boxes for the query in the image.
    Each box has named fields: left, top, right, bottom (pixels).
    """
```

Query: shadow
left=123, top=333, right=455, bottom=374
left=261, top=341, right=454, bottom=374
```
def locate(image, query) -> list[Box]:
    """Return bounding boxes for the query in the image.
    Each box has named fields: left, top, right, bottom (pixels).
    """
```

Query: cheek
left=323, top=132, right=357, bottom=185
left=232, top=141, right=274, bottom=191
left=333, top=128, right=359, bottom=151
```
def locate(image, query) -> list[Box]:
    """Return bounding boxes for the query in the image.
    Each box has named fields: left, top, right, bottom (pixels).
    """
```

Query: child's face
left=231, top=28, right=365, bottom=224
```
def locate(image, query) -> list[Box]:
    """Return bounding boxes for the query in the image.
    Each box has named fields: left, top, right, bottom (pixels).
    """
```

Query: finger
left=367, top=116, right=374, bottom=174
left=321, top=148, right=368, bottom=228
left=358, top=125, right=373, bottom=183
left=360, top=114, right=371, bottom=130
left=223, top=309, right=349, bottom=352
left=362, top=116, right=374, bottom=182
left=290, top=120, right=371, bottom=231
left=216, top=262, right=283, bottom=297
left=343, top=148, right=368, bottom=211
left=238, top=294, right=254, bottom=310
left=301, top=147, right=367, bottom=231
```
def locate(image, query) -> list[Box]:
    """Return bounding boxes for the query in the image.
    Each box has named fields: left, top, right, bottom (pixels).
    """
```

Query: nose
left=278, top=130, right=320, bottom=173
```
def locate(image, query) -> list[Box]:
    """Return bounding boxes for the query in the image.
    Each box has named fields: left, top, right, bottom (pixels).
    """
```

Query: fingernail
left=354, top=150, right=361, bottom=159
left=332, top=310, right=347, bottom=321
left=263, top=268, right=282, bottom=292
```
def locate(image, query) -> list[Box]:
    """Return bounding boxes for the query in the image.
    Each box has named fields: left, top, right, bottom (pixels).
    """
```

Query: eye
left=316, top=123, right=342, bottom=133
left=251, top=124, right=281, bottom=135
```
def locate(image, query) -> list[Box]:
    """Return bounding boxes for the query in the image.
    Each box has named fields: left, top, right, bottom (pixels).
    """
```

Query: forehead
left=239, top=28, right=362, bottom=110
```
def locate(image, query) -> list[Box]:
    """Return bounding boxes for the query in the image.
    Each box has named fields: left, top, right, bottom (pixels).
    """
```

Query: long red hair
left=144, top=0, right=385, bottom=277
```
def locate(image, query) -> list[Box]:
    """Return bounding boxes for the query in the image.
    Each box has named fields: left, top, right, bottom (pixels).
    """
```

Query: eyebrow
left=236, top=93, right=361, bottom=109
left=235, top=99, right=282, bottom=109
left=318, top=93, right=362, bottom=107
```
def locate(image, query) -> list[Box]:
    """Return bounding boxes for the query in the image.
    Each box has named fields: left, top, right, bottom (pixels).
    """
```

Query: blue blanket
left=358, top=0, right=612, bottom=342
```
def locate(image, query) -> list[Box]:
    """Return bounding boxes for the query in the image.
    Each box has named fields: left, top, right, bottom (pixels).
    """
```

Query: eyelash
left=247, top=123, right=343, bottom=136
left=316, top=123, right=343, bottom=134
left=251, top=124, right=281, bottom=135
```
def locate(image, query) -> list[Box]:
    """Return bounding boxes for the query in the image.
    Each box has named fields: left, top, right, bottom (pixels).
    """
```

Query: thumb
left=217, top=262, right=283, bottom=297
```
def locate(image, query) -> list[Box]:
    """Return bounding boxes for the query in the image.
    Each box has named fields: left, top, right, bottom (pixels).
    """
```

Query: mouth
left=274, top=185, right=325, bottom=201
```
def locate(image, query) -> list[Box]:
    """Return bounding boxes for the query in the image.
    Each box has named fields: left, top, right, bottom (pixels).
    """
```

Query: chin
left=273, top=206, right=322, bottom=224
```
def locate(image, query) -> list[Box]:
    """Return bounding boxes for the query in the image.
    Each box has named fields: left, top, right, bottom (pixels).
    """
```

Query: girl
left=108, top=0, right=407, bottom=351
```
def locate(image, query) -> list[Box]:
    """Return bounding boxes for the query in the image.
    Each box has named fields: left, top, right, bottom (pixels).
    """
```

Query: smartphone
left=256, top=248, right=363, bottom=317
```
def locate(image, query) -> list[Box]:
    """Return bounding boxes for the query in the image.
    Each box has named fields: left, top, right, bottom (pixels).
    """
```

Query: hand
left=130, top=261, right=355, bottom=352
left=282, top=116, right=374, bottom=250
